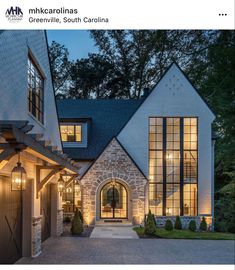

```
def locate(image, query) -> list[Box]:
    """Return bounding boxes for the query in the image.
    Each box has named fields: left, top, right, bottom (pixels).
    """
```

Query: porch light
left=11, top=151, right=27, bottom=191
left=58, top=174, right=65, bottom=193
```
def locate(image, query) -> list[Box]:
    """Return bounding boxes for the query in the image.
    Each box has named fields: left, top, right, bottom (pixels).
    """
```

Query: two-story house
left=57, top=63, right=215, bottom=228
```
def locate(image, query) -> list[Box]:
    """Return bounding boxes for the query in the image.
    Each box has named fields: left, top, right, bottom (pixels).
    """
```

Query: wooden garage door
left=0, top=176, right=22, bottom=264
left=40, top=184, right=51, bottom=242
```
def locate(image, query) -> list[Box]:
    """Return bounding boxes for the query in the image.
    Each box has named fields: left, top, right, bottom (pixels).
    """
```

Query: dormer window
left=28, top=56, right=44, bottom=124
left=60, top=124, right=82, bottom=142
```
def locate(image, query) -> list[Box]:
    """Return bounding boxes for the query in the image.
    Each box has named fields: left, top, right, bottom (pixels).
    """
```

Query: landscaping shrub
left=78, top=209, right=83, bottom=224
left=165, top=219, right=173, bottom=231
left=174, top=216, right=182, bottom=230
left=188, top=220, right=196, bottom=231
left=227, top=222, right=235, bottom=233
left=144, top=210, right=156, bottom=236
left=199, top=217, right=207, bottom=231
left=71, top=209, right=83, bottom=235
left=214, top=221, right=226, bottom=232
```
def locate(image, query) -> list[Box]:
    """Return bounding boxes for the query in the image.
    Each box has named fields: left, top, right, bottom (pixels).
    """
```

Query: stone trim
left=81, top=138, right=147, bottom=225
left=57, top=209, right=63, bottom=236
left=155, top=216, right=213, bottom=231
left=32, top=216, right=42, bottom=257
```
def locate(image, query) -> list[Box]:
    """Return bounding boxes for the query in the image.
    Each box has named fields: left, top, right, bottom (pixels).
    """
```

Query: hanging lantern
left=11, top=152, right=27, bottom=191
left=58, top=174, right=65, bottom=193
left=62, top=171, right=70, bottom=182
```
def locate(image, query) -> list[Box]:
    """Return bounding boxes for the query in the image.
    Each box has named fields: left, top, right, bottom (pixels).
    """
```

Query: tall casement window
left=60, top=125, right=82, bottom=142
left=28, top=57, right=44, bottom=123
left=149, top=117, right=198, bottom=216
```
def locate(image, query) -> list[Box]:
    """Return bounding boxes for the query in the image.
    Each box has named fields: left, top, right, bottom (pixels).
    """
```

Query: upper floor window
left=60, top=124, right=82, bottom=142
left=28, top=57, right=44, bottom=123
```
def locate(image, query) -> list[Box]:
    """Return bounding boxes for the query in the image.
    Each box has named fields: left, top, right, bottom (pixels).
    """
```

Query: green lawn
left=133, top=227, right=235, bottom=240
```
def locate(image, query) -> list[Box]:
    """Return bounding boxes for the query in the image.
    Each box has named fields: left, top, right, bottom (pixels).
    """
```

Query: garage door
left=41, top=184, right=51, bottom=242
left=0, top=176, right=22, bottom=264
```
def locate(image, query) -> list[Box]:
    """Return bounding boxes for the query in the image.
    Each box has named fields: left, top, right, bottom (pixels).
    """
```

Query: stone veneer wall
left=57, top=209, right=63, bottom=236
left=155, top=216, right=213, bottom=230
left=81, top=138, right=147, bottom=225
left=32, top=216, right=42, bottom=257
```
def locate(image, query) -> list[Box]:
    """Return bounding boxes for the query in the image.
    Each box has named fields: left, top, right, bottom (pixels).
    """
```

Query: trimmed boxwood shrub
left=174, top=216, right=182, bottom=230
left=165, top=219, right=173, bottom=231
left=71, top=209, right=83, bottom=235
left=144, top=210, right=156, bottom=236
left=78, top=209, right=83, bottom=224
left=188, top=220, right=196, bottom=231
left=199, top=217, right=207, bottom=231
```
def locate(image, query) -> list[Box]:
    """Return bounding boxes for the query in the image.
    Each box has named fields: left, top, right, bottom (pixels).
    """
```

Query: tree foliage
left=48, top=41, right=72, bottom=97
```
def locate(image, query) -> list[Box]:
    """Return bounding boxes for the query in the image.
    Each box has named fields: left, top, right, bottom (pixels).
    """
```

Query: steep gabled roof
left=57, top=99, right=142, bottom=160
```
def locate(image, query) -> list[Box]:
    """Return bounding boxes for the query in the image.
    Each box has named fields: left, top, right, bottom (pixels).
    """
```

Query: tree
left=68, top=54, right=114, bottom=98
left=49, top=41, right=72, bottom=97
left=89, top=30, right=217, bottom=99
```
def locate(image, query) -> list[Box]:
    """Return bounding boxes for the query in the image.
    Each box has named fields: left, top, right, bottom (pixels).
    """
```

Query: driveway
left=17, top=237, right=235, bottom=264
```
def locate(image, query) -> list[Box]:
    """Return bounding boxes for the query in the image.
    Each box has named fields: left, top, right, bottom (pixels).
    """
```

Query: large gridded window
left=183, top=118, right=198, bottom=216
left=149, top=117, right=198, bottom=216
left=28, top=57, right=44, bottom=123
left=60, top=125, right=82, bottom=142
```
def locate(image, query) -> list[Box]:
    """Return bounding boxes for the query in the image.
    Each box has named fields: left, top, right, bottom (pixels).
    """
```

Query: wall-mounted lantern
left=11, top=151, right=27, bottom=191
left=57, top=174, right=65, bottom=194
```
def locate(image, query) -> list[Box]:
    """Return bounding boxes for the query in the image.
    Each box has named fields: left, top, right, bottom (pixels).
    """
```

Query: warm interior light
left=167, top=153, right=173, bottom=159
left=166, top=207, right=172, bottom=215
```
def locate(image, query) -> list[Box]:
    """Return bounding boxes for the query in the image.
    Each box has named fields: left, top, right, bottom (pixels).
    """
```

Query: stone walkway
left=90, top=226, right=139, bottom=239
left=17, top=237, right=235, bottom=264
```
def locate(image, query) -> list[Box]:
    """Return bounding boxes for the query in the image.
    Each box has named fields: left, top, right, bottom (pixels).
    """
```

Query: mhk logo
left=5, top=6, right=23, bottom=23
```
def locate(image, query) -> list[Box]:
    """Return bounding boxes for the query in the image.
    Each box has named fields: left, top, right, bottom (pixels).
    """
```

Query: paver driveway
left=90, top=226, right=139, bottom=239
left=17, top=237, right=235, bottom=264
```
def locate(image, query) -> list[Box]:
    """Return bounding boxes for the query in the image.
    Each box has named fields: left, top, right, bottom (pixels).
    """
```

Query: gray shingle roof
left=57, top=99, right=143, bottom=160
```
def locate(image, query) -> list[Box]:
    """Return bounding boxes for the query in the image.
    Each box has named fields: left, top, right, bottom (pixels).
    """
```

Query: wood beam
left=0, top=144, right=26, bottom=169
left=65, top=174, right=78, bottom=188
left=36, top=165, right=63, bottom=198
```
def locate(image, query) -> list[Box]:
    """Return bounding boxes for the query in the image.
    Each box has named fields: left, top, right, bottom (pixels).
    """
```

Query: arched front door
left=100, top=181, right=127, bottom=219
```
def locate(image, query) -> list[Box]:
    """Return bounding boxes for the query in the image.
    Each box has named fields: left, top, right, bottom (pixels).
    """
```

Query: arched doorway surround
left=99, top=179, right=129, bottom=220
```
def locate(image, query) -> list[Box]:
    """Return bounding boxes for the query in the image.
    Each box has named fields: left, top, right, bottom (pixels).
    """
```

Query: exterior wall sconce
left=58, top=174, right=65, bottom=194
left=11, top=151, right=27, bottom=191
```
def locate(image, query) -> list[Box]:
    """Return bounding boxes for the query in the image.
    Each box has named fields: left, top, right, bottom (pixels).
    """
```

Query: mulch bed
left=62, top=222, right=94, bottom=237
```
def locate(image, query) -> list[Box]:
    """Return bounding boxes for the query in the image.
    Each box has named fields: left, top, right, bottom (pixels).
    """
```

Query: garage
left=0, top=175, right=22, bottom=264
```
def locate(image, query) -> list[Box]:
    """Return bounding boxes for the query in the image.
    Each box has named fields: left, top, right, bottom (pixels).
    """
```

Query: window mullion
left=162, top=118, right=167, bottom=216
left=180, top=118, right=184, bottom=216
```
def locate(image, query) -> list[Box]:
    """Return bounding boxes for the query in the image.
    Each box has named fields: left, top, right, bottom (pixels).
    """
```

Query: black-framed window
left=183, top=118, right=198, bottom=216
left=60, top=124, right=82, bottom=142
left=149, top=117, right=198, bottom=216
left=28, top=57, right=44, bottom=123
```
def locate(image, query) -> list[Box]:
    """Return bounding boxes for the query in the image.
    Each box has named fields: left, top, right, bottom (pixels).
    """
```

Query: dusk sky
left=47, top=30, right=98, bottom=60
